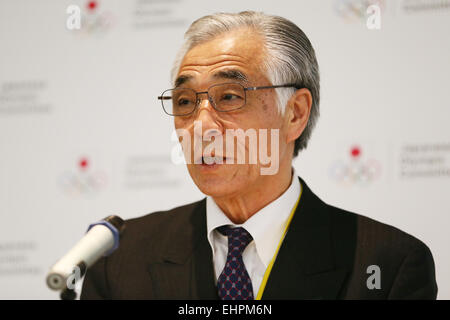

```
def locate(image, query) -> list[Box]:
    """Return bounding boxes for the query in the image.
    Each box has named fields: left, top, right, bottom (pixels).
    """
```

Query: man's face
left=174, top=28, right=290, bottom=199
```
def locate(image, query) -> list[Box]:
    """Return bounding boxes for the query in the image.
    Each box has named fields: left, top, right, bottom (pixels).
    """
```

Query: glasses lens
left=161, top=88, right=196, bottom=116
left=209, top=83, right=245, bottom=112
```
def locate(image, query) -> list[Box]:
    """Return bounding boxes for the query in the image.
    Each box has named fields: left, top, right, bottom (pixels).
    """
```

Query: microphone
left=46, top=215, right=125, bottom=294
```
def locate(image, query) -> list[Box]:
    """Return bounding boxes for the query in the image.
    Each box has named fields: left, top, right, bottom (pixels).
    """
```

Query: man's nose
left=194, top=95, right=222, bottom=133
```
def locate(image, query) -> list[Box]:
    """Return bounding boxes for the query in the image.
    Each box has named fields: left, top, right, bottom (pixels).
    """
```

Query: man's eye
left=221, top=93, right=242, bottom=101
left=177, top=98, right=193, bottom=106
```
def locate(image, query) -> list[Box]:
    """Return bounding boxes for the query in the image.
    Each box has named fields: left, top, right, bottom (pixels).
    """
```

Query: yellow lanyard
left=255, top=187, right=303, bottom=300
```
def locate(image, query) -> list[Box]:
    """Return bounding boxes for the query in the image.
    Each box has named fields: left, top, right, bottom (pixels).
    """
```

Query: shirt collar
left=206, top=167, right=302, bottom=267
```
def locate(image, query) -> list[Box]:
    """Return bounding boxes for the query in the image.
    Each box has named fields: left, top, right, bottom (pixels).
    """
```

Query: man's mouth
left=201, top=156, right=226, bottom=165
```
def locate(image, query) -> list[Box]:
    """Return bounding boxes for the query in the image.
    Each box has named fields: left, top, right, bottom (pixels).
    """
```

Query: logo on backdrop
left=402, top=0, right=450, bottom=13
left=0, top=80, right=52, bottom=116
left=66, top=1, right=116, bottom=34
left=58, top=157, right=107, bottom=196
left=333, top=0, right=384, bottom=29
left=328, top=145, right=382, bottom=186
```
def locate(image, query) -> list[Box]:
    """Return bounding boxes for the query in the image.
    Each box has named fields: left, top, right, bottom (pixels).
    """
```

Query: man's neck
left=212, top=164, right=293, bottom=224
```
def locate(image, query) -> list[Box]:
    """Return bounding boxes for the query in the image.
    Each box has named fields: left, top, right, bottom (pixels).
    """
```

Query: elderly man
left=81, top=11, right=437, bottom=300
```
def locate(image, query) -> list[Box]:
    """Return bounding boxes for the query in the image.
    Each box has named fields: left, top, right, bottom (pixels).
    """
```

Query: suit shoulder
left=328, top=204, right=431, bottom=255
left=124, top=198, right=205, bottom=232
left=114, top=198, right=206, bottom=252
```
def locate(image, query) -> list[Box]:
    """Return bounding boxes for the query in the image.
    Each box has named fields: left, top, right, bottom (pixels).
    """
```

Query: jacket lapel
left=262, top=177, right=356, bottom=300
left=147, top=199, right=218, bottom=299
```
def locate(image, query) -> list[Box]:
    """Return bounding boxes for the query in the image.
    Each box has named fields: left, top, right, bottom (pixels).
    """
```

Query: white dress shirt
left=206, top=168, right=302, bottom=297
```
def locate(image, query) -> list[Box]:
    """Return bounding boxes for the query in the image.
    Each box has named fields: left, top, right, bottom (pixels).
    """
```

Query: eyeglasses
left=158, top=82, right=302, bottom=116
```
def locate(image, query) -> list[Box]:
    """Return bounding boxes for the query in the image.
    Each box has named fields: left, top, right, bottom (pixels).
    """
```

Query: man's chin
left=188, top=170, right=237, bottom=198
left=187, top=163, right=261, bottom=198
left=191, top=177, right=231, bottom=197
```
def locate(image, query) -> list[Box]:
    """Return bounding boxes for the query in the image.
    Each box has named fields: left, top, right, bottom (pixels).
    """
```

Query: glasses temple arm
left=244, top=84, right=303, bottom=91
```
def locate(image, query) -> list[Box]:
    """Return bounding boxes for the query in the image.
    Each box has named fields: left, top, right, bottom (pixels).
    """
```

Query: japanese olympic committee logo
left=58, top=157, right=107, bottom=196
left=328, top=145, right=382, bottom=186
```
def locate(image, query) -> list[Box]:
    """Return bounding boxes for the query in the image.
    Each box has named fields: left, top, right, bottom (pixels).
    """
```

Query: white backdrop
left=0, top=0, right=449, bottom=299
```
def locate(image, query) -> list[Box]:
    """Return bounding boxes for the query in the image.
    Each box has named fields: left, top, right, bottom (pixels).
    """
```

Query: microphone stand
left=60, top=287, right=77, bottom=300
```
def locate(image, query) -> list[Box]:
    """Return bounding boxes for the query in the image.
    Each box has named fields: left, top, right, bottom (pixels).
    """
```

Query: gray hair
left=171, top=11, right=320, bottom=156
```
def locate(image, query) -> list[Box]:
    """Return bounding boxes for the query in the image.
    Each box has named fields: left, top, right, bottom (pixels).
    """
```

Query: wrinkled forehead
left=174, top=28, right=268, bottom=88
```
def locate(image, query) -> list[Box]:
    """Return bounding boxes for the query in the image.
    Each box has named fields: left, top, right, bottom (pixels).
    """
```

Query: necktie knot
left=217, top=226, right=253, bottom=254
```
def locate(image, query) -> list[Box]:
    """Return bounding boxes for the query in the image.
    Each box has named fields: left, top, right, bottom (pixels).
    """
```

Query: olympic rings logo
left=333, top=0, right=385, bottom=21
left=58, top=157, right=107, bottom=196
left=328, top=146, right=382, bottom=186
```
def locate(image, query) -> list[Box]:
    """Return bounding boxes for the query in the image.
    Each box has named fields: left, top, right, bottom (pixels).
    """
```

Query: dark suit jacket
left=81, top=177, right=438, bottom=299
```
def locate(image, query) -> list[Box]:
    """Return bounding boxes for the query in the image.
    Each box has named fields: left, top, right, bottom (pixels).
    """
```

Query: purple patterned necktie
left=217, top=226, right=254, bottom=300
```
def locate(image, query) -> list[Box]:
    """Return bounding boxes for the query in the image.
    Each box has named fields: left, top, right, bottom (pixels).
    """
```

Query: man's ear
left=285, top=88, right=312, bottom=144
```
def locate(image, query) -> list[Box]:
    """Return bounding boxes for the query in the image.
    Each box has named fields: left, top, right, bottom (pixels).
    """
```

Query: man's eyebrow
left=213, top=70, right=249, bottom=83
left=174, top=70, right=249, bottom=88
left=174, top=75, right=193, bottom=88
